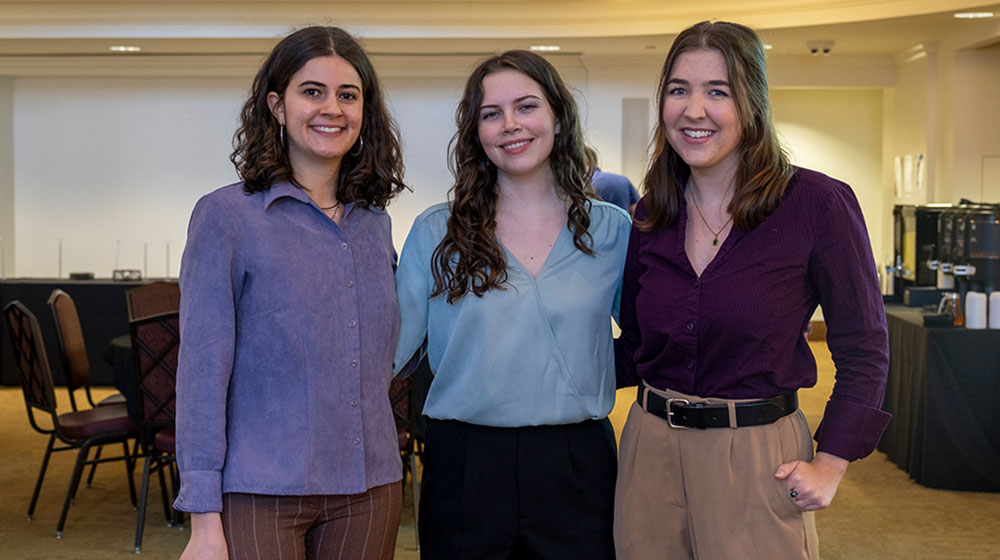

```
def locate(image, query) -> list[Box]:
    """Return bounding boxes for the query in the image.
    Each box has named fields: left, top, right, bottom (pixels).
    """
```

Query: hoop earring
left=279, top=125, right=286, bottom=148
left=351, top=135, right=364, bottom=156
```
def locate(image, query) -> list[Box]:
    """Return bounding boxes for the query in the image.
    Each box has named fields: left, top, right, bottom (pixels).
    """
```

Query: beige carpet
left=1, top=341, right=997, bottom=559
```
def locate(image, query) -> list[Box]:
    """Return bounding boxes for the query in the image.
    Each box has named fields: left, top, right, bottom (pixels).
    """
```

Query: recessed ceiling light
left=763, top=44, right=774, bottom=50
left=529, top=45, right=561, bottom=52
left=953, top=12, right=994, bottom=19
left=109, top=45, right=141, bottom=53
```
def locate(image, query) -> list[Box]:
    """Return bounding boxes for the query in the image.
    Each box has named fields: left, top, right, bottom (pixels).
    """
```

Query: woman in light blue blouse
left=394, top=50, right=630, bottom=559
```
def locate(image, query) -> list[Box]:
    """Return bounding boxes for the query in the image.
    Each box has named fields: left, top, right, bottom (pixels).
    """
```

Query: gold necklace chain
left=689, top=193, right=733, bottom=247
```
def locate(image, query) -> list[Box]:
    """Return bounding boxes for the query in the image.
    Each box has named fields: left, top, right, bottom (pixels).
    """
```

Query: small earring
left=351, top=136, right=364, bottom=156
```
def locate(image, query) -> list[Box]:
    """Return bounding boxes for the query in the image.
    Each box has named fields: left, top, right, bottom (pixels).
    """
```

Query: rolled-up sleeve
left=809, top=182, right=891, bottom=461
left=173, top=194, right=241, bottom=513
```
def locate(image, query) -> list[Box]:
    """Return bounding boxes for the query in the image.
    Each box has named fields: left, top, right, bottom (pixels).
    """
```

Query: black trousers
left=419, top=418, right=617, bottom=560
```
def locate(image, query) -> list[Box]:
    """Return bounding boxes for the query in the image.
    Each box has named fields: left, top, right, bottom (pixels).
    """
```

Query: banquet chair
left=125, top=281, right=181, bottom=322
left=129, top=310, right=181, bottom=553
left=48, top=289, right=127, bottom=411
left=48, top=289, right=129, bottom=488
left=3, top=300, right=138, bottom=539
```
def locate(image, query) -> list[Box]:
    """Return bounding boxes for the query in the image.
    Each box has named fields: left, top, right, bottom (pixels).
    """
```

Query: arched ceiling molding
left=0, top=0, right=994, bottom=39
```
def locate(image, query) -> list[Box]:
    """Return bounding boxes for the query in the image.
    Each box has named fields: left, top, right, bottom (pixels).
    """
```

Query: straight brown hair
left=640, top=21, right=794, bottom=232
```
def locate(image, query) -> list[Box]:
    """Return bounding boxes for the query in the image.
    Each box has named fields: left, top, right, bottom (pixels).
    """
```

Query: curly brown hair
left=431, top=50, right=596, bottom=303
left=231, top=26, right=406, bottom=208
left=640, top=21, right=794, bottom=232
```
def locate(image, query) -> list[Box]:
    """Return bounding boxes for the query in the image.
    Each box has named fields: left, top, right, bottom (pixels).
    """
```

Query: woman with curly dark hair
left=174, top=26, right=407, bottom=560
left=394, top=50, right=629, bottom=559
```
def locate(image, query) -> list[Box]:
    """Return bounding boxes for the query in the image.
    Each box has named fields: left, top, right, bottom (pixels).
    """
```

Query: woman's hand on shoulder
left=774, top=451, right=849, bottom=512
left=180, top=512, right=229, bottom=560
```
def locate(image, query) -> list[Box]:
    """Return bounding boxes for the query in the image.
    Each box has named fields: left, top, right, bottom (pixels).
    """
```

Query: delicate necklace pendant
left=712, top=237, right=719, bottom=246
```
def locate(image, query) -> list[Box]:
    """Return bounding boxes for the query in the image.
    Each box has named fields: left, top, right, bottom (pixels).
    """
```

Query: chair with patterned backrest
left=3, top=300, right=137, bottom=539
left=129, top=310, right=181, bottom=553
left=125, top=282, right=181, bottom=323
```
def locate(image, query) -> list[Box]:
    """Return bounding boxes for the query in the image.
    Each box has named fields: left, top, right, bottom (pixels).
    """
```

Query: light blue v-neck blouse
left=394, top=200, right=631, bottom=427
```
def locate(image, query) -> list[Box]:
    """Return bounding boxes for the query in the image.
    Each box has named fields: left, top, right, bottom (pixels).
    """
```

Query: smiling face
left=662, top=48, right=742, bottom=179
left=267, top=55, right=363, bottom=175
left=477, top=69, right=560, bottom=185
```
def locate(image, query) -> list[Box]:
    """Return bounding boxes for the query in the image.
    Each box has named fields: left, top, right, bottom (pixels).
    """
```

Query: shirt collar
left=262, top=179, right=364, bottom=221
left=263, top=180, right=312, bottom=210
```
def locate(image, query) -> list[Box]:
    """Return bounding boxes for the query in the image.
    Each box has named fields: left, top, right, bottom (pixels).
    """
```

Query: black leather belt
left=638, top=383, right=797, bottom=429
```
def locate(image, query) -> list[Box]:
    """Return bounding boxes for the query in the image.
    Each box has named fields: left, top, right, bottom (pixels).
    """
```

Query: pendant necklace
left=689, top=191, right=733, bottom=246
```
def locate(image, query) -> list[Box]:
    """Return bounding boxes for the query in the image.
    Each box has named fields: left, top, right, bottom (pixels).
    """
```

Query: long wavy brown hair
left=640, top=21, right=794, bottom=232
left=231, top=26, right=406, bottom=208
left=431, top=50, right=596, bottom=303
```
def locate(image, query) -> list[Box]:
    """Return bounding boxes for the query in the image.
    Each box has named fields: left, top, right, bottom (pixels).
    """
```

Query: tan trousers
left=614, top=385, right=820, bottom=560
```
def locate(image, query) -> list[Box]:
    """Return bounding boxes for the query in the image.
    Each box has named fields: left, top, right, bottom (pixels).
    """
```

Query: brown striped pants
left=221, top=482, right=402, bottom=560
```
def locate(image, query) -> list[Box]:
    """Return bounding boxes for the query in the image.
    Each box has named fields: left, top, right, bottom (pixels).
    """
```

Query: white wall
left=771, top=89, right=886, bottom=264
left=578, top=56, right=662, bottom=186
left=13, top=77, right=244, bottom=278
left=2, top=54, right=910, bottom=279
left=951, top=47, right=1000, bottom=203
left=382, top=76, right=464, bottom=250
left=0, top=78, right=12, bottom=279
left=8, top=62, right=594, bottom=271
left=886, top=51, right=933, bottom=205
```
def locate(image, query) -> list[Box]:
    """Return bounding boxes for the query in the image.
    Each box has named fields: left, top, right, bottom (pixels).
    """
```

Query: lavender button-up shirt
left=616, top=168, right=891, bottom=461
left=173, top=181, right=402, bottom=513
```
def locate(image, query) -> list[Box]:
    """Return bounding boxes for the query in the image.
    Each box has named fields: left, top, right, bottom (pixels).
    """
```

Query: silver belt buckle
left=665, top=398, right=690, bottom=429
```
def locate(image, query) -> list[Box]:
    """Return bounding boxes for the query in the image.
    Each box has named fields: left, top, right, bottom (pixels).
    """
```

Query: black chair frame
left=130, top=310, right=182, bottom=553
left=47, top=288, right=128, bottom=489
left=4, top=301, right=138, bottom=538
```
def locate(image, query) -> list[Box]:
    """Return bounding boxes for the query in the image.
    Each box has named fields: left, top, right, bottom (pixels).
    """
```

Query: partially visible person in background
left=174, top=26, right=407, bottom=560
left=587, top=148, right=641, bottom=215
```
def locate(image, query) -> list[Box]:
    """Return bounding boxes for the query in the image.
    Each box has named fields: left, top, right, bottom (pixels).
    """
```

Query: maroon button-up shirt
left=616, top=167, right=890, bottom=461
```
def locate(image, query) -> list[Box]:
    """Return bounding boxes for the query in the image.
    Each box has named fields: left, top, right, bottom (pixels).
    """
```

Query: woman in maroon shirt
left=614, top=21, right=890, bottom=559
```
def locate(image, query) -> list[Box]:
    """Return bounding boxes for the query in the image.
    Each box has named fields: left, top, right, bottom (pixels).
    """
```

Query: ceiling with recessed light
left=0, top=1, right=996, bottom=59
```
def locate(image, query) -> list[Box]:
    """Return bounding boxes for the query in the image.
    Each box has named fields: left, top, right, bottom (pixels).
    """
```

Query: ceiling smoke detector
left=806, top=40, right=835, bottom=56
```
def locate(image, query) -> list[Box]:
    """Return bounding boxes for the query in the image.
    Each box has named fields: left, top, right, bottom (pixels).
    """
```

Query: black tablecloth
left=0, top=278, right=159, bottom=386
left=879, top=306, right=1000, bottom=491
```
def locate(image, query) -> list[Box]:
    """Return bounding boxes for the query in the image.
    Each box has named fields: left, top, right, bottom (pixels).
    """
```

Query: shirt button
left=352, top=437, right=361, bottom=445
left=351, top=359, right=359, bottom=368
left=687, top=360, right=695, bottom=370
left=347, top=280, right=354, bottom=288
left=348, top=320, right=357, bottom=328
left=686, top=321, right=695, bottom=330
left=351, top=400, right=359, bottom=407
left=341, top=242, right=349, bottom=250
